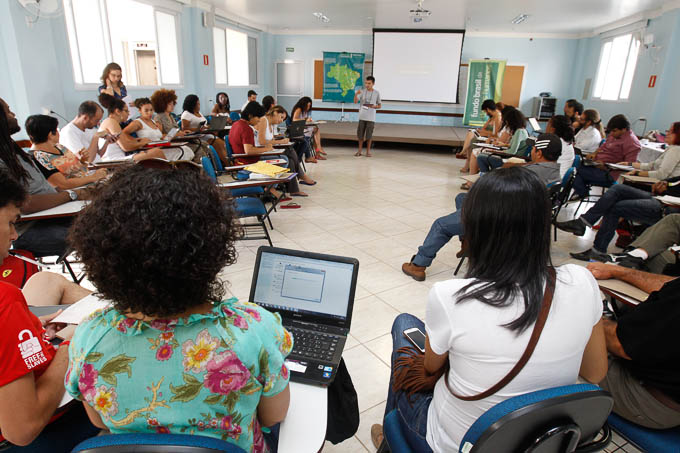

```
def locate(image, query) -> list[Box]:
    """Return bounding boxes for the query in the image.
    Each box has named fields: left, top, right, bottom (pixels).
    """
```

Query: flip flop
left=280, top=203, right=301, bottom=209
left=278, top=196, right=292, bottom=202
left=291, top=192, right=309, bottom=197
left=460, top=182, right=471, bottom=190
left=300, top=180, right=317, bottom=186
left=354, top=152, right=362, bottom=157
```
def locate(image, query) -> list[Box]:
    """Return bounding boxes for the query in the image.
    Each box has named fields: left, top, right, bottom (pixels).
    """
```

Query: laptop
left=527, top=117, right=542, bottom=136
left=249, top=246, right=359, bottom=387
left=286, top=120, right=307, bottom=140
left=207, top=115, right=228, bottom=131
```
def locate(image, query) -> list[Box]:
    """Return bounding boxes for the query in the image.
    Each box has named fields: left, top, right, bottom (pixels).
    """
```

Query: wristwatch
left=66, top=190, right=78, bottom=201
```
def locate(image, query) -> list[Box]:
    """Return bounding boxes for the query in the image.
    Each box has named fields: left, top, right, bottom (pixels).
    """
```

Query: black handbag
left=325, top=358, right=360, bottom=444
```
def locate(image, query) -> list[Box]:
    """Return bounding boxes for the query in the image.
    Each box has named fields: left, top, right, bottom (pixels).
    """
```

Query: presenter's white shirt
left=424, top=264, right=602, bottom=452
left=575, top=126, right=603, bottom=155
left=59, top=121, right=96, bottom=159
left=358, top=89, right=381, bottom=122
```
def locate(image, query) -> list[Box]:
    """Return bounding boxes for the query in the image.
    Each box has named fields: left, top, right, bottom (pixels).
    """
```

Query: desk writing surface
left=623, top=174, right=659, bottom=184
left=278, top=382, right=327, bottom=453
left=598, top=279, right=648, bottom=303
left=20, top=200, right=86, bottom=221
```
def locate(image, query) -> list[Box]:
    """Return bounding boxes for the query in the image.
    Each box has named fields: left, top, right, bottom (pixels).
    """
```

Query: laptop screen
left=528, top=117, right=541, bottom=134
left=251, top=249, right=356, bottom=323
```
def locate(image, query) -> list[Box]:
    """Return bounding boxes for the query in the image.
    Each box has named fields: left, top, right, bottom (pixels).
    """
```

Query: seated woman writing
left=65, top=165, right=292, bottom=452
left=474, top=108, right=529, bottom=177
left=458, top=100, right=502, bottom=171
left=211, top=92, right=233, bottom=122
left=97, top=94, right=165, bottom=163
left=379, top=167, right=607, bottom=452
left=123, top=98, right=194, bottom=162
left=26, top=115, right=107, bottom=190
left=180, top=94, right=228, bottom=165
left=464, top=105, right=515, bottom=181
left=0, top=169, right=100, bottom=452
left=256, top=105, right=316, bottom=189
left=291, top=96, right=325, bottom=162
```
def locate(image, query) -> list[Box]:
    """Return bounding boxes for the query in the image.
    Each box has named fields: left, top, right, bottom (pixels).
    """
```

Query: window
left=63, top=0, right=182, bottom=86
left=592, top=33, right=641, bottom=101
left=213, top=25, right=258, bottom=86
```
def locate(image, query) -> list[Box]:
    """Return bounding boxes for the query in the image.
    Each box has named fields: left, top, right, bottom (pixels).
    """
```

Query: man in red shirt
left=572, top=114, right=641, bottom=198
left=0, top=169, right=99, bottom=451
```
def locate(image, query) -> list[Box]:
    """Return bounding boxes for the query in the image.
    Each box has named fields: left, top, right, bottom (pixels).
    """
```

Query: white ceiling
left=199, top=0, right=675, bottom=35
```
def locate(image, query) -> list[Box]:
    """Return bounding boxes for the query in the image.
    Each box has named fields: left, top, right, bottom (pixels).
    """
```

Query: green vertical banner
left=323, top=52, right=365, bottom=102
left=462, top=60, right=506, bottom=126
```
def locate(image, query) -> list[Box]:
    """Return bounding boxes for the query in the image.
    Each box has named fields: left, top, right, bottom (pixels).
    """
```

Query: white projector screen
left=372, top=29, right=465, bottom=103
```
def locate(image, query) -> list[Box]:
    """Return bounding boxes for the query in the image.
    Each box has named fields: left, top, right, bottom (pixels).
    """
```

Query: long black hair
left=501, top=108, right=526, bottom=134
left=182, top=94, right=200, bottom=114
left=457, top=167, right=553, bottom=333
left=292, top=96, right=312, bottom=117
left=215, top=92, right=230, bottom=111
left=0, top=101, right=31, bottom=184
left=549, top=115, right=575, bottom=144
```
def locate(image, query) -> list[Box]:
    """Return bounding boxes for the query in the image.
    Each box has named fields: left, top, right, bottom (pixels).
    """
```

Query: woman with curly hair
left=65, top=166, right=291, bottom=452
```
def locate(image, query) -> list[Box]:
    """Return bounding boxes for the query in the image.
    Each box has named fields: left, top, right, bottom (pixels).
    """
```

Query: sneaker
left=615, top=255, right=645, bottom=270
left=371, top=424, right=384, bottom=449
left=570, top=248, right=612, bottom=262
left=556, top=219, right=587, bottom=236
left=402, top=257, right=426, bottom=281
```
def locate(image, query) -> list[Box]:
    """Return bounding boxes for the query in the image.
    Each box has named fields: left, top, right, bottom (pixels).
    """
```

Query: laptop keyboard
left=288, top=327, right=339, bottom=362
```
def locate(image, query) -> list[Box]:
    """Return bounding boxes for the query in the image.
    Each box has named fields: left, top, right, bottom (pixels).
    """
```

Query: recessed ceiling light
left=511, top=13, right=530, bottom=25
left=312, top=12, right=323, bottom=18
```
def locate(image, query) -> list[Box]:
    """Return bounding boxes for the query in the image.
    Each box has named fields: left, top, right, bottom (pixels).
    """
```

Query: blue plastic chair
left=572, top=154, right=581, bottom=168
left=230, top=112, right=240, bottom=122
left=201, top=158, right=272, bottom=246
left=379, top=384, right=613, bottom=453
left=71, top=433, right=246, bottom=452
left=608, top=413, right=680, bottom=452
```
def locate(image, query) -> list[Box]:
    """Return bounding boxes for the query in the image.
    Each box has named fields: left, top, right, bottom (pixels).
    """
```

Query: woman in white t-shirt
left=124, top=98, right=194, bottom=162
left=180, top=94, right=229, bottom=165
left=575, top=109, right=605, bottom=155
left=371, top=167, right=608, bottom=452
left=546, top=114, right=576, bottom=178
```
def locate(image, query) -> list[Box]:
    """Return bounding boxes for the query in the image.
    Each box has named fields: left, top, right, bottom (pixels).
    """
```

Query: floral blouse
left=33, top=146, right=89, bottom=179
left=65, top=298, right=293, bottom=453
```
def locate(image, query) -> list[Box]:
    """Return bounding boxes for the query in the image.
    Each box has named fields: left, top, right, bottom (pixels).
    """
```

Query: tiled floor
left=71, top=141, right=642, bottom=452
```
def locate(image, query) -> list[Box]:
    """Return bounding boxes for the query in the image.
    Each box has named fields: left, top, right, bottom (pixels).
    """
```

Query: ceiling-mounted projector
left=409, top=0, right=431, bottom=23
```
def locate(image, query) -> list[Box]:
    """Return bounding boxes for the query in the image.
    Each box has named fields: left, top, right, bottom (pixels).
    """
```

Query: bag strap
left=445, top=267, right=557, bottom=401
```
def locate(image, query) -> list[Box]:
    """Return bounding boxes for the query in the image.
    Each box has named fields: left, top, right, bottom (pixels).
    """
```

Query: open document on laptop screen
left=253, top=251, right=354, bottom=320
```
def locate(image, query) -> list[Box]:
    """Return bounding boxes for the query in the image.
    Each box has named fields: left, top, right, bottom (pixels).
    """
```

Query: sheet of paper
left=52, top=294, right=111, bottom=325
left=598, top=279, right=648, bottom=303
left=655, top=195, right=680, bottom=206
left=607, top=163, right=634, bottom=171
left=623, top=175, right=659, bottom=184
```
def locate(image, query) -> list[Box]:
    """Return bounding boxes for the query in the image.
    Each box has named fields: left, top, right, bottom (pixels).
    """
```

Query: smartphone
left=403, top=328, right=426, bottom=353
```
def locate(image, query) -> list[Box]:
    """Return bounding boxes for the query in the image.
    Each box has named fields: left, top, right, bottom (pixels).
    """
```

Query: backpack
left=0, top=250, right=40, bottom=288
left=325, top=358, right=360, bottom=444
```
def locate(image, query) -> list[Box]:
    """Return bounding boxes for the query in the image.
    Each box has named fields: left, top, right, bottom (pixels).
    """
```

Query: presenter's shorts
left=357, top=120, right=375, bottom=141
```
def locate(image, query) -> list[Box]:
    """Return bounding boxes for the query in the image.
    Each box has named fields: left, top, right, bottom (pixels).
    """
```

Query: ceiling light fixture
left=312, top=11, right=330, bottom=23
left=511, top=13, right=530, bottom=25
left=409, top=0, right=431, bottom=24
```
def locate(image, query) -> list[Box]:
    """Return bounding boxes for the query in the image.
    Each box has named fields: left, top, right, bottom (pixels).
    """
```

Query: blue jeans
left=476, top=154, right=503, bottom=174
left=384, top=314, right=434, bottom=453
left=413, top=194, right=466, bottom=267
left=4, top=403, right=100, bottom=452
left=572, top=165, right=615, bottom=197
left=581, top=184, right=663, bottom=253
left=13, top=218, right=71, bottom=258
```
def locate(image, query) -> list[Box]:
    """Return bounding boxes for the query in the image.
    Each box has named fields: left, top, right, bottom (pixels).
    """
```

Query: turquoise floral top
left=65, top=298, right=293, bottom=453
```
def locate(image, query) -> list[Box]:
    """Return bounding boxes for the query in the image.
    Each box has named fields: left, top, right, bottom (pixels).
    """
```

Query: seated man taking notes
left=587, top=262, right=680, bottom=429
left=0, top=169, right=99, bottom=451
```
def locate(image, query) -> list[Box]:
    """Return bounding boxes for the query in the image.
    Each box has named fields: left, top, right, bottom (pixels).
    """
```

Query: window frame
left=63, top=0, right=184, bottom=90
left=212, top=21, right=260, bottom=89
left=591, top=31, right=641, bottom=103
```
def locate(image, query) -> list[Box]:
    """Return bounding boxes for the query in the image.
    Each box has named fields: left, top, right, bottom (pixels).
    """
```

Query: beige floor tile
left=374, top=281, right=431, bottom=317
left=343, top=344, right=391, bottom=413
left=355, top=401, right=388, bottom=452
left=363, top=334, right=394, bottom=367
left=350, top=296, right=400, bottom=343
left=334, top=224, right=387, bottom=245
left=322, top=436, right=369, bottom=453
left=358, top=262, right=413, bottom=294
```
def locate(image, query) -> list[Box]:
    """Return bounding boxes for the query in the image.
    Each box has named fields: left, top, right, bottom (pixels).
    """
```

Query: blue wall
left=2, top=2, right=679, bottom=135
left=568, top=10, right=680, bottom=132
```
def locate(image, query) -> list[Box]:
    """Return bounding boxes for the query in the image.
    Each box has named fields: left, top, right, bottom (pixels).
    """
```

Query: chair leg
left=260, top=216, right=273, bottom=247
left=376, top=438, right=390, bottom=453
left=454, top=257, right=465, bottom=276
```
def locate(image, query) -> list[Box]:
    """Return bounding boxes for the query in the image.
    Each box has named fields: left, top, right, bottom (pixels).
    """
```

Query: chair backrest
left=201, top=156, right=217, bottom=182
left=572, top=154, right=581, bottom=168
left=460, top=384, right=613, bottom=453
left=522, top=138, right=535, bottom=157
left=225, top=136, right=234, bottom=159
left=71, top=433, right=246, bottom=453
left=608, top=413, right=680, bottom=452
left=208, top=145, right=224, bottom=171
left=230, top=111, right=241, bottom=122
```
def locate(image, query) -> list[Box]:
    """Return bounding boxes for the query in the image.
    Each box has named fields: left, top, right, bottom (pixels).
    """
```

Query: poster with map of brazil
left=322, top=52, right=365, bottom=103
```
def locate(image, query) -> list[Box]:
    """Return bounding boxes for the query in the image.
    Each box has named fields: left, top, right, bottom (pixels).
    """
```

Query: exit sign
left=286, top=47, right=294, bottom=52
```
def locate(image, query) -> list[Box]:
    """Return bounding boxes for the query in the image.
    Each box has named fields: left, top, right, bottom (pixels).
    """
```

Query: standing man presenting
left=354, top=76, right=381, bottom=157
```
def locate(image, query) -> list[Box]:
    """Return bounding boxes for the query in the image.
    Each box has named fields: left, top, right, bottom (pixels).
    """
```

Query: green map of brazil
left=327, top=64, right=360, bottom=96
